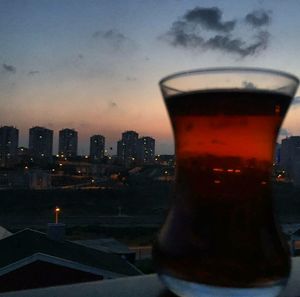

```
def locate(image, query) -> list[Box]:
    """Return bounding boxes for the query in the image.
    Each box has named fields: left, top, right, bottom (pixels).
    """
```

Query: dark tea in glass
left=153, top=68, right=299, bottom=297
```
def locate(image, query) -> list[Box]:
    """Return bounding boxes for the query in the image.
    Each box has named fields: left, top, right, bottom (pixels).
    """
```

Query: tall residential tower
left=137, top=136, right=155, bottom=164
left=117, top=131, right=138, bottom=166
left=29, top=126, right=53, bottom=163
left=59, top=128, right=78, bottom=158
left=0, top=126, right=19, bottom=167
left=90, top=135, right=105, bottom=161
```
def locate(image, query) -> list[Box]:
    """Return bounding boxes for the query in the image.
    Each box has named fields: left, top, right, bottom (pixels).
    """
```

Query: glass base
left=159, top=274, right=287, bottom=297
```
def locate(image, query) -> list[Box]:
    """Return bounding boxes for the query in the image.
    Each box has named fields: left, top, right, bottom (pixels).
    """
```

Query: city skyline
left=0, top=125, right=156, bottom=157
left=1, top=1, right=300, bottom=154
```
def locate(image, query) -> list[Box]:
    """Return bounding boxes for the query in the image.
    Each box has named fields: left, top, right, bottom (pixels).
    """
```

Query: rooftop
left=0, top=258, right=300, bottom=297
left=0, top=228, right=141, bottom=277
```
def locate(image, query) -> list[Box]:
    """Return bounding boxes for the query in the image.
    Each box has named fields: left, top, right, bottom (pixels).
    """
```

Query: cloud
left=162, top=7, right=271, bottom=57
left=28, top=70, right=40, bottom=76
left=78, top=54, right=84, bottom=59
left=184, top=7, right=236, bottom=32
left=108, top=101, right=118, bottom=108
left=126, top=76, right=137, bottom=81
left=205, top=31, right=269, bottom=56
left=2, top=63, right=16, bottom=73
left=92, top=29, right=135, bottom=51
left=245, top=10, right=271, bottom=27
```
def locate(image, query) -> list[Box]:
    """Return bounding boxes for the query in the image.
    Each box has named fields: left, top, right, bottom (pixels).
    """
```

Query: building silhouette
left=117, top=131, right=138, bottom=166
left=281, top=137, right=300, bottom=171
left=90, top=135, right=105, bottom=161
left=0, top=227, right=141, bottom=293
left=59, top=128, right=78, bottom=158
left=29, top=126, right=53, bottom=163
left=137, top=137, right=155, bottom=164
left=0, top=126, right=19, bottom=167
left=280, top=136, right=300, bottom=185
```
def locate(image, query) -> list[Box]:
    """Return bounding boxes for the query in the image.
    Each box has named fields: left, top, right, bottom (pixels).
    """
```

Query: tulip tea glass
left=152, top=68, right=299, bottom=297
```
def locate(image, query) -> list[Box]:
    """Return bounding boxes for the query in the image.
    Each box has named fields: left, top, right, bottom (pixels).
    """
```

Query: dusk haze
left=1, top=0, right=300, bottom=154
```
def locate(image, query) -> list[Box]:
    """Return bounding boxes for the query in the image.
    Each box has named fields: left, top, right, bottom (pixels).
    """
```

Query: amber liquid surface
left=153, top=90, right=292, bottom=288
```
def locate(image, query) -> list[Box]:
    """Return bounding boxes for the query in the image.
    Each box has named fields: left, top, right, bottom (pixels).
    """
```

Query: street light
left=55, top=206, right=60, bottom=224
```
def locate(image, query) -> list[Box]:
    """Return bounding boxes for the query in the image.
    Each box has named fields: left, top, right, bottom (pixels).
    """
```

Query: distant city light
left=55, top=206, right=60, bottom=224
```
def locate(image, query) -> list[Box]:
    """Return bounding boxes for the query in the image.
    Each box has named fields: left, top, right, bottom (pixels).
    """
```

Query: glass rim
left=159, top=67, right=300, bottom=87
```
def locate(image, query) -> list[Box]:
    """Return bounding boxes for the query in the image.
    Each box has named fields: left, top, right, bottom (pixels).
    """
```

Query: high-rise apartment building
left=280, top=136, right=300, bottom=185
left=117, top=131, right=138, bottom=165
left=0, top=126, right=19, bottom=167
left=137, top=136, right=155, bottom=164
left=29, top=126, right=53, bottom=162
left=280, top=137, right=300, bottom=172
left=90, top=135, right=105, bottom=161
left=59, top=128, right=78, bottom=158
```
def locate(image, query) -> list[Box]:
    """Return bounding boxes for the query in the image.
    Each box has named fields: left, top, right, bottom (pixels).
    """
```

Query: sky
left=1, top=0, right=300, bottom=154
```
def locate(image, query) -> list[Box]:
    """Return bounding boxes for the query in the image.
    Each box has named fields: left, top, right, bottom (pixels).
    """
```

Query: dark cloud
left=28, top=70, right=40, bottom=76
left=92, top=29, right=134, bottom=50
left=78, top=54, right=84, bottom=59
left=184, top=7, right=236, bottom=32
left=109, top=101, right=118, bottom=108
left=245, top=10, right=271, bottom=27
left=2, top=63, right=16, bottom=73
left=205, top=31, right=269, bottom=56
left=166, top=21, right=204, bottom=48
left=162, top=7, right=271, bottom=57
